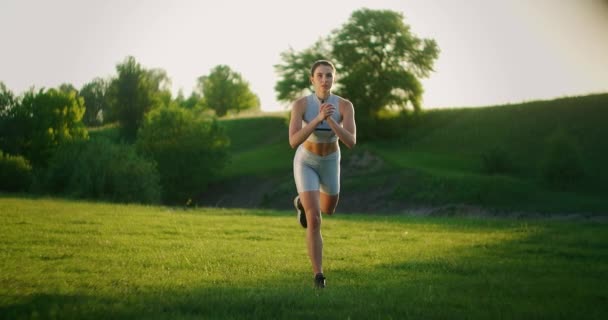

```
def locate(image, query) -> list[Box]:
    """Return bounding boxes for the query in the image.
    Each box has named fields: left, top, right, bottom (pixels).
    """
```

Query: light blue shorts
left=293, top=145, right=341, bottom=195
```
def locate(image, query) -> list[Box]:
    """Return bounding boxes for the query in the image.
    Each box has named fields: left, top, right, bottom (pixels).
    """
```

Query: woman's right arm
left=288, top=98, right=326, bottom=149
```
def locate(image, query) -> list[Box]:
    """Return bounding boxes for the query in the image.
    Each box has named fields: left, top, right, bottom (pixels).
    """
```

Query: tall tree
left=80, top=78, right=110, bottom=126
left=332, top=9, right=439, bottom=117
left=108, top=56, right=171, bottom=140
left=58, top=83, right=78, bottom=94
left=197, top=65, right=260, bottom=117
left=0, top=82, right=14, bottom=117
left=274, top=8, right=439, bottom=132
left=0, top=82, right=22, bottom=154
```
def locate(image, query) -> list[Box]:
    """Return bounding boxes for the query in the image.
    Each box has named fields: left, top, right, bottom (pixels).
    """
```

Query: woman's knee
left=307, top=211, right=322, bottom=230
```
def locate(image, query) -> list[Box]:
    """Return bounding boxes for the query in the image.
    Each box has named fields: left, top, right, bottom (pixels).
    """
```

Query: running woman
left=288, top=60, right=357, bottom=288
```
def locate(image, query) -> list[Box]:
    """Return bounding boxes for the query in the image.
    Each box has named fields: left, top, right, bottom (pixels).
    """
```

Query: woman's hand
left=325, top=99, right=356, bottom=149
left=316, top=103, right=336, bottom=122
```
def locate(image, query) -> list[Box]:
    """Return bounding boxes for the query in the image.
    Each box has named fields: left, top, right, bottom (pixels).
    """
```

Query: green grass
left=404, top=94, right=608, bottom=184
left=1, top=196, right=607, bottom=319
left=210, top=94, right=608, bottom=213
left=219, top=115, right=293, bottom=178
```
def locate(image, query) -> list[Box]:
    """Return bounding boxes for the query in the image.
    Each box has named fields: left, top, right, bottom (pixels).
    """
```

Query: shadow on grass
left=1, top=282, right=379, bottom=320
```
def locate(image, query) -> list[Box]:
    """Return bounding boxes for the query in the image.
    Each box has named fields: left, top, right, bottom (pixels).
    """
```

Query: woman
left=288, top=60, right=356, bottom=288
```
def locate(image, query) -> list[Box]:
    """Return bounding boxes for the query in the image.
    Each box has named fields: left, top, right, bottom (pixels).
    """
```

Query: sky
left=1, top=0, right=608, bottom=111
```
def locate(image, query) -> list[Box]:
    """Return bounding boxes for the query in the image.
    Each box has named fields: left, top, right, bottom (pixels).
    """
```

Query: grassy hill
left=203, top=93, right=608, bottom=215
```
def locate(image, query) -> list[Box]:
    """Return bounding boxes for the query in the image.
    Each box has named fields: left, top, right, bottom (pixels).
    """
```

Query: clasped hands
left=317, top=103, right=336, bottom=122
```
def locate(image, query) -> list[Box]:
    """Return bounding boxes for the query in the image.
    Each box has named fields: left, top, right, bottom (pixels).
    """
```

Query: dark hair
left=310, top=60, right=335, bottom=76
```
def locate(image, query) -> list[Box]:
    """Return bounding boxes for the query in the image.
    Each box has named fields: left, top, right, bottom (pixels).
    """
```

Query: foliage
left=0, top=83, right=27, bottom=156
left=0, top=87, right=88, bottom=166
left=174, top=89, right=202, bottom=110
left=80, top=77, right=110, bottom=126
left=274, top=8, right=439, bottom=137
left=196, top=65, right=260, bottom=117
left=0, top=82, right=15, bottom=116
left=0, top=83, right=20, bottom=158
left=0, top=150, right=32, bottom=192
left=274, top=39, right=333, bottom=103
left=333, top=9, right=438, bottom=116
left=58, top=83, right=78, bottom=94
left=107, top=56, right=172, bottom=140
left=25, top=88, right=89, bottom=166
left=541, top=129, right=585, bottom=189
left=34, top=138, right=161, bottom=203
left=136, top=105, right=230, bottom=204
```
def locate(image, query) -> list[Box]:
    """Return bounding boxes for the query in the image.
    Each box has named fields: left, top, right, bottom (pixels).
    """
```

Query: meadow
left=1, top=196, right=607, bottom=319
left=3, top=93, right=607, bottom=319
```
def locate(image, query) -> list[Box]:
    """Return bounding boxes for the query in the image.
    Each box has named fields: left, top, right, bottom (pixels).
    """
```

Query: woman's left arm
left=327, top=99, right=356, bottom=148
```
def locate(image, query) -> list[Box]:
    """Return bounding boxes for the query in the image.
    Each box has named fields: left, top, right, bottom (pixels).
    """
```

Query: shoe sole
left=294, top=196, right=307, bottom=228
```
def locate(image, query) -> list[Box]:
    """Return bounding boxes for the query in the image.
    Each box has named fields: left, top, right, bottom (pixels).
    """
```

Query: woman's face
left=310, top=65, right=334, bottom=93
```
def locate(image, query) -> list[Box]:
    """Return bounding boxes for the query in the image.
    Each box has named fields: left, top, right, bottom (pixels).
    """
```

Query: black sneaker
left=294, top=195, right=307, bottom=228
left=314, top=273, right=326, bottom=289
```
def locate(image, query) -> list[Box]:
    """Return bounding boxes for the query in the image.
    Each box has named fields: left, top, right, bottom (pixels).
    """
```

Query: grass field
left=1, top=196, right=607, bottom=319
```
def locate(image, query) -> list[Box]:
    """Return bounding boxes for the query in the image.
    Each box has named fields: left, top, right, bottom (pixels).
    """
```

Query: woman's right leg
left=299, top=190, right=323, bottom=276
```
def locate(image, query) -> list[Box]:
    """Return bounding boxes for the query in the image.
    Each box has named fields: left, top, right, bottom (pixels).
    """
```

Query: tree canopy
left=274, top=8, right=439, bottom=133
left=274, top=39, right=332, bottom=103
left=80, top=78, right=110, bottom=126
left=0, top=87, right=88, bottom=166
left=197, top=65, right=260, bottom=117
left=107, top=56, right=172, bottom=140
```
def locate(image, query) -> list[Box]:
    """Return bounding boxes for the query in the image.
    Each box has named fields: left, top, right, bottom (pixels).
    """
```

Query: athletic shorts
left=293, top=144, right=341, bottom=195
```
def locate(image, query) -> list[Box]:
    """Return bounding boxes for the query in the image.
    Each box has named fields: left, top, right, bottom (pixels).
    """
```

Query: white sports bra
left=302, top=94, right=342, bottom=143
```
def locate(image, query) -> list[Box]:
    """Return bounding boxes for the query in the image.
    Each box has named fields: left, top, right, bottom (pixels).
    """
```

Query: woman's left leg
left=320, top=192, right=339, bottom=215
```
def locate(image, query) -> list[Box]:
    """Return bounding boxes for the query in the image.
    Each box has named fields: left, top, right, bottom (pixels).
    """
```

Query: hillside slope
left=197, top=94, right=608, bottom=215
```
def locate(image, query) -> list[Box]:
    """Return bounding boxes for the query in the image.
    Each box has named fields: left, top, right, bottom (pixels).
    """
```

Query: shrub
left=15, top=88, right=88, bottom=167
left=540, top=130, right=585, bottom=189
left=136, top=106, right=230, bottom=204
left=0, top=150, right=32, bottom=192
left=36, top=138, right=161, bottom=203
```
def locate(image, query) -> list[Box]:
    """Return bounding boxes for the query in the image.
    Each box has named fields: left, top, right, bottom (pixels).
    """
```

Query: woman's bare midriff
left=303, top=140, right=338, bottom=156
